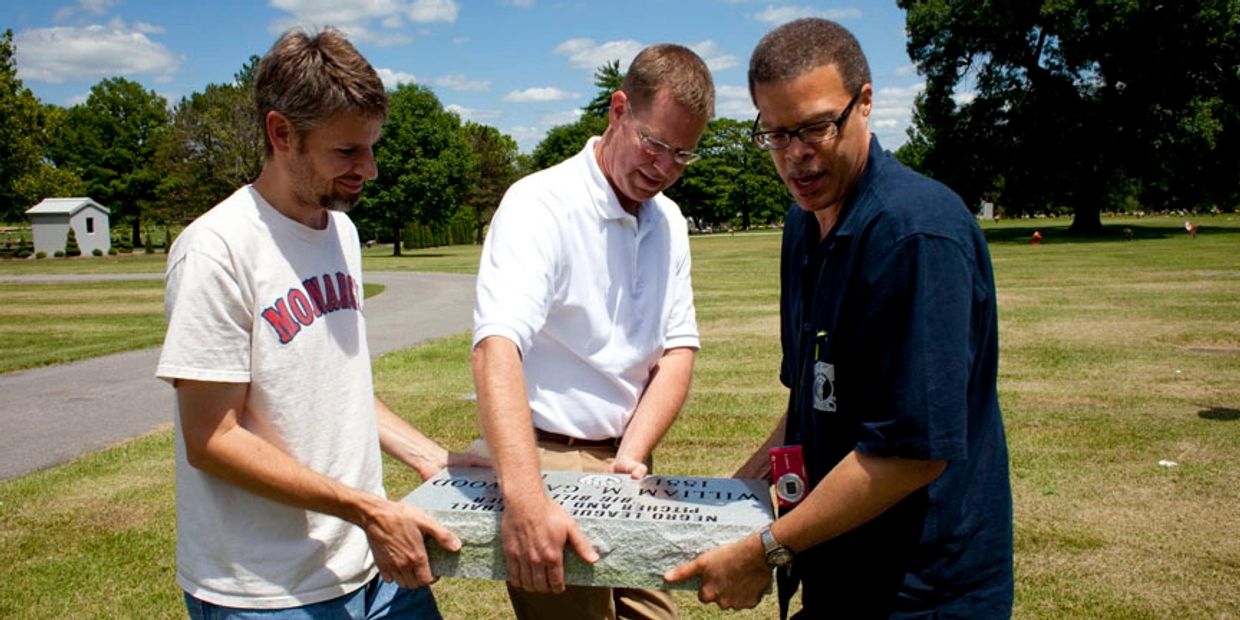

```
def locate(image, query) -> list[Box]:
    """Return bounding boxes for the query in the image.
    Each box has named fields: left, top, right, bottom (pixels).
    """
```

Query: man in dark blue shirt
left=667, top=18, right=1013, bottom=619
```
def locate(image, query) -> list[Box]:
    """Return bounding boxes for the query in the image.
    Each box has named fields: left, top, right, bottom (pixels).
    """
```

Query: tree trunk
left=131, top=218, right=142, bottom=248
left=391, top=223, right=402, bottom=256
left=1068, top=204, right=1103, bottom=235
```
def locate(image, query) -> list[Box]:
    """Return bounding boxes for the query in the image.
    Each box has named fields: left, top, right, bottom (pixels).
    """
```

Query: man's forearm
left=617, top=346, right=695, bottom=462
left=376, top=396, right=450, bottom=480
left=177, top=382, right=383, bottom=527
left=771, top=450, right=946, bottom=554
left=471, top=336, right=544, bottom=500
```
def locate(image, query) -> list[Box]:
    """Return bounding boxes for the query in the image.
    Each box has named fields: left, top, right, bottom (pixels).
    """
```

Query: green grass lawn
left=0, top=281, right=384, bottom=374
left=0, top=214, right=1237, bottom=618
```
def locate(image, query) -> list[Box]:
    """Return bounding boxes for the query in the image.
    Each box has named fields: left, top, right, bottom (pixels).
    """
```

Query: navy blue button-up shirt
left=778, top=135, right=1013, bottom=618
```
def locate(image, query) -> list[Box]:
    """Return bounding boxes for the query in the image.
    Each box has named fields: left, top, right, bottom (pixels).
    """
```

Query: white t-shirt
left=473, top=138, right=699, bottom=440
left=156, top=186, right=382, bottom=609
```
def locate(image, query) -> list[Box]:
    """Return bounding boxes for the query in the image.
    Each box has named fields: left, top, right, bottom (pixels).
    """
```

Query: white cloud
left=554, top=38, right=643, bottom=71
left=751, top=5, right=862, bottom=24
left=953, top=91, right=976, bottom=105
left=870, top=82, right=924, bottom=148
left=134, top=21, right=165, bottom=34
left=503, top=87, right=579, bottom=103
left=376, top=67, right=417, bottom=89
left=271, top=0, right=405, bottom=26
left=432, top=74, right=489, bottom=92
left=539, top=109, right=583, bottom=126
left=269, top=0, right=420, bottom=46
left=503, top=0, right=535, bottom=6
left=716, top=84, right=756, bottom=119
left=506, top=125, right=543, bottom=150
left=408, top=0, right=459, bottom=23
left=446, top=104, right=502, bottom=122
left=78, top=0, right=116, bottom=14
left=452, top=36, right=470, bottom=44
left=894, top=64, right=917, bottom=78
left=689, top=40, right=739, bottom=71
left=14, top=23, right=182, bottom=84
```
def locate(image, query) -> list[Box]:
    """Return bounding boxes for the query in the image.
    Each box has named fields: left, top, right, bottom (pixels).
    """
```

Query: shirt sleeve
left=472, top=186, right=560, bottom=354
left=155, top=248, right=253, bottom=384
left=663, top=215, right=699, bottom=350
left=853, top=233, right=974, bottom=461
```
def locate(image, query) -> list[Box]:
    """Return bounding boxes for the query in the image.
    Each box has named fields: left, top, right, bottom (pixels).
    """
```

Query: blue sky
left=3, top=0, right=923, bottom=152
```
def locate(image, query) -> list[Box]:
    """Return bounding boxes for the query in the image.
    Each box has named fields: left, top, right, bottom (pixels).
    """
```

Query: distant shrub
left=16, top=250, right=31, bottom=258
left=144, top=233, right=155, bottom=254
left=35, top=251, right=47, bottom=259
left=54, top=250, right=65, bottom=258
left=92, top=248, right=103, bottom=256
left=65, top=228, right=81, bottom=257
left=107, top=247, right=118, bottom=256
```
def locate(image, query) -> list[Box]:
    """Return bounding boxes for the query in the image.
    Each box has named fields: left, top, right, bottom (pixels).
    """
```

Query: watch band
left=760, top=525, right=794, bottom=568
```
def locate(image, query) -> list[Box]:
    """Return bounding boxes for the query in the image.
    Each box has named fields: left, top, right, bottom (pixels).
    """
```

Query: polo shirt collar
left=582, top=136, right=645, bottom=225
left=829, top=133, right=886, bottom=240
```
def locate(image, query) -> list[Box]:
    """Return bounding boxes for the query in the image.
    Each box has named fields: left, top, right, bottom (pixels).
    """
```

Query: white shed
left=25, top=198, right=111, bottom=256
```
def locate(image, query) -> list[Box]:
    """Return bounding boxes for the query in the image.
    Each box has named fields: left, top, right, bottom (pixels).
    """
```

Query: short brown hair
left=255, top=27, right=388, bottom=155
left=622, top=44, right=715, bottom=121
left=748, top=18, right=871, bottom=101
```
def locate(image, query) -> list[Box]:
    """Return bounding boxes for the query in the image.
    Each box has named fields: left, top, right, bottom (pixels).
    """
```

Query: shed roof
left=25, top=198, right=110, bottom=216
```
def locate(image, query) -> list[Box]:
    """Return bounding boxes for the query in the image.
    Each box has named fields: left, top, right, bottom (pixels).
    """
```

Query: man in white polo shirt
left=471, top=44, right=715, bottom=619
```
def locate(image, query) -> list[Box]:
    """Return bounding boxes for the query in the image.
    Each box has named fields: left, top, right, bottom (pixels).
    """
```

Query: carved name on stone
left=402, top=467, right=774, bottom=590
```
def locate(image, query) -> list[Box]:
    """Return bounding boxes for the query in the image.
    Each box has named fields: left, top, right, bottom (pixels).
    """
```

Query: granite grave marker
left=402, top=467, right=774, bottom=590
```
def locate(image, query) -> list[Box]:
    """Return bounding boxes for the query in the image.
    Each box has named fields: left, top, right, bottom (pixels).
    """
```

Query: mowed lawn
left=0, top=215, right=1237, bottom=618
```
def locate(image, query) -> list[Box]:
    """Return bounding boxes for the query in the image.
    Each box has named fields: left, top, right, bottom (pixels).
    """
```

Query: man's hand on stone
left=363, top=498, right=461, bottom=589
left=610, top=454, right=648, bottom=479
left=664, top=533, right=771, bottom=610
left=501, top=495, right=598, bottom=592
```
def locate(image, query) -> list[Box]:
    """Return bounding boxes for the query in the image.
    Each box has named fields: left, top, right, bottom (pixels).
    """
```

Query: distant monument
left=403, top=467, right=774, bottom=590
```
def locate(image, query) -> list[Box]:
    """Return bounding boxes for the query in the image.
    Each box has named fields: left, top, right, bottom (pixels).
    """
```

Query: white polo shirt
left=473, top=138, right=699, bottom=440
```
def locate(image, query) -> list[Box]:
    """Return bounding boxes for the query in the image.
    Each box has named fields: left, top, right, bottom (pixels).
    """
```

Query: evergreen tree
left=65, top=227, right=81, bottom=256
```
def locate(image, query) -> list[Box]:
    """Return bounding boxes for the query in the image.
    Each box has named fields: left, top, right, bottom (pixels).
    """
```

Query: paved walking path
left=0, top=271, right=475, bottom=480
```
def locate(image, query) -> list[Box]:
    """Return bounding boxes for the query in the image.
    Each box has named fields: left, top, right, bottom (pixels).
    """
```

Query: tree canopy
left=667, top=118, right=788, bottom=230
left=46, top=77, right=169, bottom=243
left=462, top=121, right=520, bottom=244
left=355, top=83, right=475, bottom=255
left=156, top=56, right=263, bottom=224
left=0, top=29, right=83, bottom=222
left=899, top=0, right=1240, bottom=231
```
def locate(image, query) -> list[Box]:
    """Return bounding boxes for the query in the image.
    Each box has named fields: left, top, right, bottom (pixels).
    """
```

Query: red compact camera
left=769, top=445, right=808, bottom=508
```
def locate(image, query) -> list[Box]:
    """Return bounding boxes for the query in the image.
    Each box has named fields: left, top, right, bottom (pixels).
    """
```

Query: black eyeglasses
left=750, top=90, right=861, bottom=151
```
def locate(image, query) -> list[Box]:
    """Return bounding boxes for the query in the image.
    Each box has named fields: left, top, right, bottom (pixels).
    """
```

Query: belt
left=534, top=428, right=622, bottom=448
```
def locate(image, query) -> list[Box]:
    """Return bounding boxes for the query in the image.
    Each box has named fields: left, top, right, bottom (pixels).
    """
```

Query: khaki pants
left=505, top=442, right=676, bottom=620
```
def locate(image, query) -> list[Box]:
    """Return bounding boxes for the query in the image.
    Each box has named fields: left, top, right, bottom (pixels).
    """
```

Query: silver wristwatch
left=760, top=525, right=794, bottom=568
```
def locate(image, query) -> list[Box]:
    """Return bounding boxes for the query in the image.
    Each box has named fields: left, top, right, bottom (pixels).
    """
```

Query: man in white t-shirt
left=471, top=44, right=714, bottom=619
left=157, top=28, right=463, bottom=619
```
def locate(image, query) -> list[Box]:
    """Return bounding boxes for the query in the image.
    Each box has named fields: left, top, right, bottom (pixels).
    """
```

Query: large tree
left=528, top=114, right=607, bottom=171
left=462, top=121, right=520, bottom=244
left=668, top=118, right=787, bottom=230
left=900, top=0, right=1240, bottom=232
left=582, top=59, right=624, bottom=118
left=0, top=29, right=47, bottom=222
left=529, top=60, right=623, bottom=171
left=156, top=57, right=263, bottom=224
left=47, top=77, right=169, bottom=244
left=356, top=83, right=474, bottom=256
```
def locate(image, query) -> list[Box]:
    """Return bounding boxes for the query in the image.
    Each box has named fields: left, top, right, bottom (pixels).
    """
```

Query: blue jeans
left=184, top=576, right=441, bottom=619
